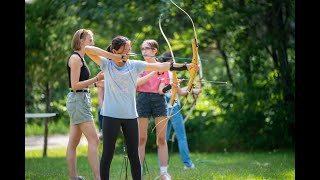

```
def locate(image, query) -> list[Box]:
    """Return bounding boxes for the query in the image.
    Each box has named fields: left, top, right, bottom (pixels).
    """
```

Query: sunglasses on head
left=80, top=29, right=87, bottom=39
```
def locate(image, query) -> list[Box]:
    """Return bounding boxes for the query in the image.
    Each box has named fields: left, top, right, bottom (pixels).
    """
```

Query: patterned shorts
left=136, top=92, right=167, bottom=118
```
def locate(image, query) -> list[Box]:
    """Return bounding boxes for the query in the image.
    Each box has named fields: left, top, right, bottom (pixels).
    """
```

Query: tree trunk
left=43, top=82, right=50, bottom=157
left=216, top=40, right=234, bottom=85
left=272, top=0, right=294, bottom=102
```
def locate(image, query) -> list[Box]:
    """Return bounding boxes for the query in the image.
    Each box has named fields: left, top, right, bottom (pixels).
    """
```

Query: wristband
left=94, top=82, right=97, bottom=87
left=96, top=76, right=99, bottom=82
left=162, top=84, right=172, bottom=93
left=169, top=62, right=188, bottom=71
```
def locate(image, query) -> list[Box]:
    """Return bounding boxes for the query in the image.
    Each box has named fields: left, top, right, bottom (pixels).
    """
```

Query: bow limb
left=169, top=0, right=203, bottom=126
left=151, top=13, right=179, bottom=136
left=159, top=13, right=178, bottom=109
left=183, top=56, right=203, bottom=123
left=169, top=0, right=200, bottom=95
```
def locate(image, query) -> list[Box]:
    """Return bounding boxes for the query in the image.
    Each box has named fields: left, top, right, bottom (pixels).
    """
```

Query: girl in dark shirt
left=66, top=29, right=103, bottom=180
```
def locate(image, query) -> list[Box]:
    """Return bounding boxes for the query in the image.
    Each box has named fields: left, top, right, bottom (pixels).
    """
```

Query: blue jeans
left=166, top=104, right=193, bottom=167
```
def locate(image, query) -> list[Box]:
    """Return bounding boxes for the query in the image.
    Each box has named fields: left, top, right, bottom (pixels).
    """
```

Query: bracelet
left=94, top=82, right=97, bottom=87
left=95, top=76, right=99, bottom=82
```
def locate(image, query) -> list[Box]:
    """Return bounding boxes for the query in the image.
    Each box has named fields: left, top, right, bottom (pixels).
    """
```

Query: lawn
left=25, top=145, right=294, bottom=180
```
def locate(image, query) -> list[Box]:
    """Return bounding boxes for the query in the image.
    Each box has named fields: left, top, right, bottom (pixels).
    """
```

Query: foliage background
left=25, top=0, right=295, bottom=152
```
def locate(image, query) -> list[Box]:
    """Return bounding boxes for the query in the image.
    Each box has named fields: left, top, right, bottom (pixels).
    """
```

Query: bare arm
left=97, top=86, right=104, bottom=108
left=137, top=71, right=157, bottom=87
left=176, top=85, right=188, bottom=96
left=69, top=55, right=102, bottom=90
left=144, top=62, right=198, bottom=72
left=144, top=62, right=169, bottom=72
left=88, top=83, right=95, bottom=88
left=84, top=45, right=124, bottom=66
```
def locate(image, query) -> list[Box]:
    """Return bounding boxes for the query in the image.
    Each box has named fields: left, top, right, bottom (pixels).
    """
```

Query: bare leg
left=155, top=116, right=169, bottom=167
left=79, top=121, right=100, bottom=180
left=66, top=123, right=82, bottom=179
left=138, top=118, right=149, bottom=165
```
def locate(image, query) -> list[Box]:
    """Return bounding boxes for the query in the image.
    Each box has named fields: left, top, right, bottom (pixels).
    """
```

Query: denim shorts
left=137, top=92, right=167, bottom=118
left=66, top=91, right=94, bottom=125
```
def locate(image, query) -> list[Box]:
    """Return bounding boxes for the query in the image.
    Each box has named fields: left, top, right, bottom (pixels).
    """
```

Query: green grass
left=25, top=120, right=70, bottom=136
left=25, top=145, right=295, bottom=180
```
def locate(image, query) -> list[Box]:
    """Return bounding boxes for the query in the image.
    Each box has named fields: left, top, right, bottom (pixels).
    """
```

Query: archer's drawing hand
left=119, top=54, right=129, bottom=63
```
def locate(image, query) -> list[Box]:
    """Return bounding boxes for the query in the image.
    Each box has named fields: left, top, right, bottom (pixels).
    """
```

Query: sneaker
left=69, top=176, right=85, bottom=180
left=160, top=172, right=171, bottom=180
left=184, top=163, right=195, bottom=170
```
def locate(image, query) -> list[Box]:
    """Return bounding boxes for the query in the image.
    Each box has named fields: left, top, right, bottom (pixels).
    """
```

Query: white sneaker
left=184, top=163, right=195, bottom=170
left=160, top=172, right=171, bottom=180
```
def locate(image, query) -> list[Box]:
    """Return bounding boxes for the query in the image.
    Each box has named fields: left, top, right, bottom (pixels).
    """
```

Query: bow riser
left=170, top=71, right=178, bottom=106
left=187, top=38, right=199, bottom=93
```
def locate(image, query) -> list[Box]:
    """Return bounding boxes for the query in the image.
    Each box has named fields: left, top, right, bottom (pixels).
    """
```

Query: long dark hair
left=106, top=36, right=130, bottom=52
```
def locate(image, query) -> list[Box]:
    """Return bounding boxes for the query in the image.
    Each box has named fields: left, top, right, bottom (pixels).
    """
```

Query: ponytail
left=106, top=45, right=112, bottom=52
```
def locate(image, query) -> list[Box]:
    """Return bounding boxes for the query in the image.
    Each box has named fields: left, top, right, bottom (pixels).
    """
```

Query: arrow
left=128, top=53, right=208, bottom=62
left=160, top=78, right=231, bottom=85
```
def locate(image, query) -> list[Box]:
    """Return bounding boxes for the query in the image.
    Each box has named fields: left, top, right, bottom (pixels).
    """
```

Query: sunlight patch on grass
left=282, top=169, right=295, bottom=179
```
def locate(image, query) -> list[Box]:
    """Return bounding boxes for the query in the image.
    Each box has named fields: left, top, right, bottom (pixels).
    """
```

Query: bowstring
left=150, top=12, right=179, bottom=144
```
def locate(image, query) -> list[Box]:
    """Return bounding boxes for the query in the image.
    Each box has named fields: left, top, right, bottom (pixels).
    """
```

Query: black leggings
left=100, top=116, right=141, bottom=180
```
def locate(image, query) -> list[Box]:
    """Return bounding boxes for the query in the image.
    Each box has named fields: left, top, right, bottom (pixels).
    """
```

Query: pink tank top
left=137, top=71, right=170, bottom=93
